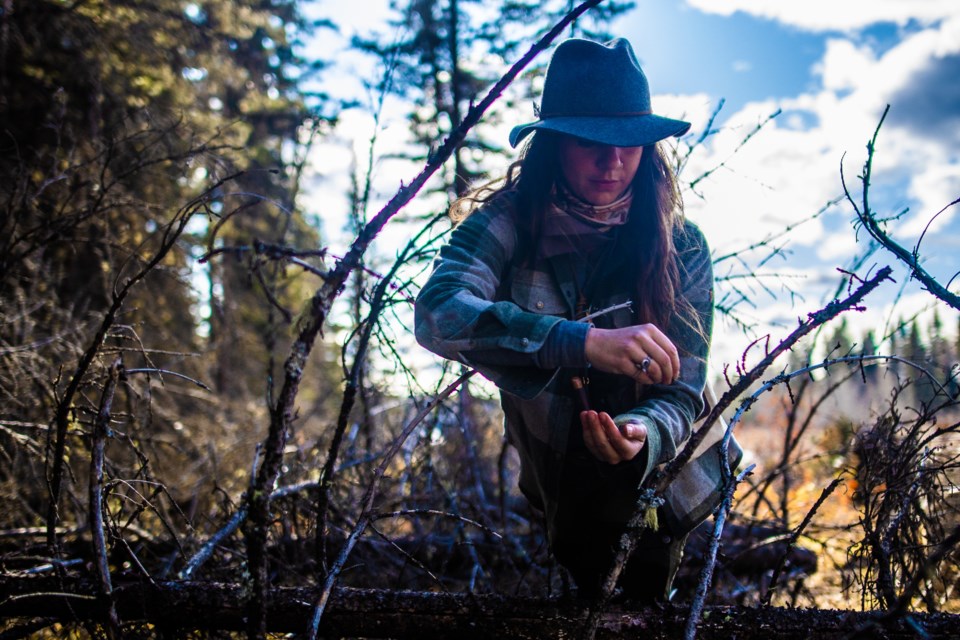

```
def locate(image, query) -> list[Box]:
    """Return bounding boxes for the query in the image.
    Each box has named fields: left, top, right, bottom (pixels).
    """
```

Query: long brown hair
left=452, top=130, right=695, bottom=332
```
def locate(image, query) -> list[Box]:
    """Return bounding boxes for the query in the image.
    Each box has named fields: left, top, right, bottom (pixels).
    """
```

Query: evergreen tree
left=861, top=329, right=878, bottom=384
left=0, top=0, right=333, bottom=526
left=827, top=318, right=855, bottom=357
left=907, top=319, right=926, bottom=366
left=184, top=0, right=335, bottom=399
left=352, top=0, right=634, bottom=199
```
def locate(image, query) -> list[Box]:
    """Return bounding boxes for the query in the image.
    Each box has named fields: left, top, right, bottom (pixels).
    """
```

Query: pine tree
left=861, top=329, right=878, bottom=384
left=0, top=0, right=333, bottom=527
left=352, top=0, right=634, bottom=199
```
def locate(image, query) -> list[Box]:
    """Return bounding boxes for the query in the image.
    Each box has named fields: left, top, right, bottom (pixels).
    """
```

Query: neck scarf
left=539, top=182, right=633, bottom=258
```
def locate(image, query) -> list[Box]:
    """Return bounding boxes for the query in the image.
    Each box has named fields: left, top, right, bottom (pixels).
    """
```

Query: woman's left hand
left=580, top=410, right=647, bottom=464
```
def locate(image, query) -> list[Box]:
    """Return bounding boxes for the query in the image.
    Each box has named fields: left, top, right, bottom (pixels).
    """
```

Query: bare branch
left=306, top=371, right=475, bottom=639
left=579, top=266, right=893, bottom=640
left=844, top=105, right=960, bottom=311
left=88, top=358, right=123, bottom=639
left=46, top=171, right=242, bottom=551
left=684, top=464, right=756, bottom=640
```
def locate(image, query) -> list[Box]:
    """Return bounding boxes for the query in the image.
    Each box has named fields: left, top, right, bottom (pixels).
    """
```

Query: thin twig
left=761, top=476, right=844, bottom=605
left=844, top=105, right=960, bottom=311
left=684, top=464, right=756, bottom=640
left=306, top=371, right=475, bottom=639
left=45, top=172, right=242, bottom=550
left=316, top=212, right=445, bottom=574
left=661, top=266, right=893, bottom=494
left=124, top=368, right=210, bottom=390
left=89, top=358, right=123, bottom=639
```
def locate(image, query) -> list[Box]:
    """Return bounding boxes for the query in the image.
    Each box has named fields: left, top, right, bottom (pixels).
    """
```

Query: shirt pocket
left=509, top=267, right=569, bottom=316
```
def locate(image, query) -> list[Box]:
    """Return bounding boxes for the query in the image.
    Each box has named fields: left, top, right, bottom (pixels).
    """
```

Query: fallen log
left=1, top=574, right=957, bottom=639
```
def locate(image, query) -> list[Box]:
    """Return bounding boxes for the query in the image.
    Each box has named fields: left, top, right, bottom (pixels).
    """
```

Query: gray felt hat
left=509, top=38, right=691, bottom=148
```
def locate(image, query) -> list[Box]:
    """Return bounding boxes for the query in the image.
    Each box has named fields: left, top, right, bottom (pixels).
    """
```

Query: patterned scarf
left=539, top=182, right=633, bottom=259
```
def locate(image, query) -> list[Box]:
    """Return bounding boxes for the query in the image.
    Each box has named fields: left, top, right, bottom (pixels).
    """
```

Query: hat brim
left=509, top=114, right=691, bottom=148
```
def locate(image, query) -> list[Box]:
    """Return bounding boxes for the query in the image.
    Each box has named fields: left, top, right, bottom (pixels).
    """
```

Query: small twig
left=365, top=522, right=445, bottom=588
left=306, top=371, right=475, bottom=639
left=124, top=368, right=210, bottom=390
left=579, top=300, right=633, bottom=324
left=844, top=105, right=960, bottom=311
left=684, top=464, right=756, bottom=640
left=371, top=509, right=503, bottom=540
left=761, top=476, right=844, bottom=605
left=89, top=358, right=123, bottom=639
left=688, top=108, right=781, bottom=195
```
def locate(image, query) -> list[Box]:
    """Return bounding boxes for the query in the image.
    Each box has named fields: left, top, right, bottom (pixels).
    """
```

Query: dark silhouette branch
left=684, top=464, right=756, bottom=640
left=761, top=476, right=844, bottom=606
left=844, top=105, right=960, bottom=311
left=579, top=266, right=894, bottom=640
left=88, top=358, right=123, bottom=639
left=306, top=371, right=475, bottom=640
left=46, top=172, right=242, bottom=551
left=316, top=213, right=444, bottom=575
left=240, top=2, right=606, bottom=635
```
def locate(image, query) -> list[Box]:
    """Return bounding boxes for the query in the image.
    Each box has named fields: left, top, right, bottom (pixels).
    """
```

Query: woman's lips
left=592, top=179, right=620, bottom=188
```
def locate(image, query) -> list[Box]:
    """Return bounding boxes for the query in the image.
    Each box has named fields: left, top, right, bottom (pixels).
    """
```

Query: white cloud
left=680, top=97, right=845, bottom=254
left=688, top=15, right=959, bottom=244
left=816, top=228, right=859, bottom=261
left=684, top=0, right=956, bottom=31
left=653, top=92, right=718, bottom=132
left=678, top=10, right=959, bottom=351
left=816, top=39, right=877, bottom=91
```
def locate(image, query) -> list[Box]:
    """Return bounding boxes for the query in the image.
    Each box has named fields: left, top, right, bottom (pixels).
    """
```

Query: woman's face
left=557, top=136, right=643, bottom=206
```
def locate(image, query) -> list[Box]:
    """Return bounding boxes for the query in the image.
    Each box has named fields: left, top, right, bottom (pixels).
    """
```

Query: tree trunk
left=1, top=575, right=957, bottom=639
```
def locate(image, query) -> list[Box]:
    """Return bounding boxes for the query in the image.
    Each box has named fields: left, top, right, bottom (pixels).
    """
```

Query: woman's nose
left=597, top=145, right=623, bottom=168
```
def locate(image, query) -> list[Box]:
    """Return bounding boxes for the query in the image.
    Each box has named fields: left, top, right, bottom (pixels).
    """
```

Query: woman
left=415, top=38, right=740, bottom=602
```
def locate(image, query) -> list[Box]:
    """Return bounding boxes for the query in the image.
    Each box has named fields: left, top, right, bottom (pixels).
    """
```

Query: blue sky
left=609, top=1, right=960, bottom=354
left=621, top=0, right=827, bottom=113
left=305, top=0, right=960, bottom=368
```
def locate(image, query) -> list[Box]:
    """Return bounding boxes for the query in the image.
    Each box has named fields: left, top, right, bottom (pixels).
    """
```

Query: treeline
left=1, top=0, right=331, bottom=539
left=811, top=311, right=960, bottom=400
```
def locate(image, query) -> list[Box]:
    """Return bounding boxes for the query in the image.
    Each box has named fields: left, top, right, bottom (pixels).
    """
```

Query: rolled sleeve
left=414, top=196, right=576, bottom=399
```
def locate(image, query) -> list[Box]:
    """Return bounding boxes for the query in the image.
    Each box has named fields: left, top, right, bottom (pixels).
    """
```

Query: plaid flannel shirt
left=414, top=192, right=742, bottom=538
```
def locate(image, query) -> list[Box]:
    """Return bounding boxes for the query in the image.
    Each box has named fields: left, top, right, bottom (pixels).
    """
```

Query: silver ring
left=637, top=357, right=651, bottom=373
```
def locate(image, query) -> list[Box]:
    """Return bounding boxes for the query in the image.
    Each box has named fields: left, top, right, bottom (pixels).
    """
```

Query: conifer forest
left=1, top=1, right=959, bottom=638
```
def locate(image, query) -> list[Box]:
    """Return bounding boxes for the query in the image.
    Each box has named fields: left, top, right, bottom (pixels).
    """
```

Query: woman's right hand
left=584, top=324, right=680, bottom=385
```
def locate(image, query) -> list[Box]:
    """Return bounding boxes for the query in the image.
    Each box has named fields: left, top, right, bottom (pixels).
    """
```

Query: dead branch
left=3, top=576, right=960, bottom=639
left=316, top=213, right=444, bottom=574
left=579, top=267, right=893, bottom=640
left=45, top=171, right=242, bottom=551
left=844, top=105, right=960, bottom=311
left=685, top=464, right=756, bottom=640
left=306, top=370, right=475, bottom=639
left=240, top=2, right=606, bottom=636
left=88, top=358, right=123, bottom=639
left=761, top=477, right=844, bottom=606
left=665, top=267, right=894, bottom=492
